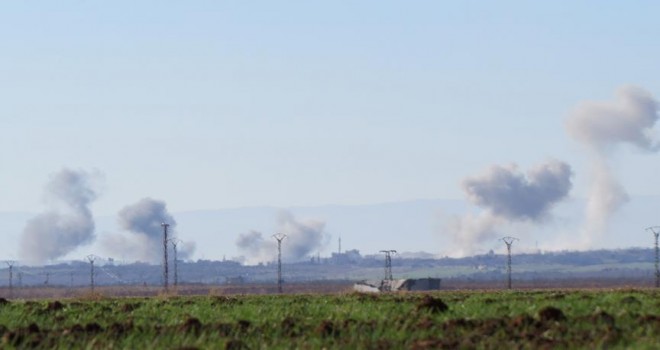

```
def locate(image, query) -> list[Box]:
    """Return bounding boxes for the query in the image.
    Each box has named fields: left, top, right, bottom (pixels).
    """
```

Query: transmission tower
left=169, top=238, right=183, bottom=287
left=5, top=261, right=15, bottom=298
left=379, top=250, right=397, bottom=291
left=87, top=255, right=96, bottom=293
left=161, top=222, right=170, bottom=291
left=379, top=250, right=397, bottom=281
left=646, top=226, right=660, bottom=288
left=500, top=236, right=518, bottom=290
left=273, top=233, right=287, bottom=294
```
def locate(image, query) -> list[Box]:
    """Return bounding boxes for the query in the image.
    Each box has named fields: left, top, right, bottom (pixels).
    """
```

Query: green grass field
left=0, top=289, right=658, bottom=349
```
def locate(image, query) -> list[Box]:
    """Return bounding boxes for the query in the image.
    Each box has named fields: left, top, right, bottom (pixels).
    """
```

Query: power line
left=500, top=236, right=518, bottom=290
left=5, top=261, right=15, bottom=298
left=272, top=233, right=287, bottom=294
left=97, top=265, right=127, bottom=284
left=646, top=226, right=660, bottom=288
left=379, top=250, right=397, bottom=292
left=379, top=250, right=397, bottom=281
left=14, top=267, right=38, bottom=288
left=87, top=255, right=97, bottom=293
left=169, top=238, right=183, bottom=288
left=161, top=222, right=170, bottom=292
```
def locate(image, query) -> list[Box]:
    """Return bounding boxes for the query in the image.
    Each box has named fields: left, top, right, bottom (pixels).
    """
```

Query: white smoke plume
left=20, top=169, right=100, bottom=264
left=566, top=86, right=659, bottom=152
left=235, top=230, right=272, bottom=264
left=448, top=160, right=572, bottom=256
left=102, top=198, right=194, bottom=263
left=236, top=211, right=327, bottom=265
left=566, top=86, right=659, bottom=246
left=447, top=212, right=503, bottom=257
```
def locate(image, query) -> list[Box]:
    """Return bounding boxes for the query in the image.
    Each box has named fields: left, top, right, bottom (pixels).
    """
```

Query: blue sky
left=2, top=2, right=660, bottom=261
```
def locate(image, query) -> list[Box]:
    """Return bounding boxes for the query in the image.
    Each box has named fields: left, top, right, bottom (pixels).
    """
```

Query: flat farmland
left=0, top=289, right=658, bottom=349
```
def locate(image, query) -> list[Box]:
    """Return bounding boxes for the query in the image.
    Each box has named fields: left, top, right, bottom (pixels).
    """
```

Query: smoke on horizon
left=566, top=85, right=659, bottom=246
left=20, top=169, right=100, bottom=264
left=101, top=198, right=194, bottom=263
left=448, top=160, right=573, bottom=256
left=236, top=210, right=327, bottom=265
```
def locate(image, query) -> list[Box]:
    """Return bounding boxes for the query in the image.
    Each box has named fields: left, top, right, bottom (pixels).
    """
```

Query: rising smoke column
left=566, top=86, right=659, bottom=245
left=101, top=198, right=189, bottom=263
left=20, top=169, right=100, bottom=264
left=236, top=211, right=327, bottom=265
left=448, top=160, right=573, bottom=255
left=235, top=230, right=272, bottom=264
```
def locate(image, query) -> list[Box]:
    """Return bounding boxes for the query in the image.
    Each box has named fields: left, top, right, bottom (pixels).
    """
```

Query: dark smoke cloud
left=463, top=160, right=573, bottom=221
left=566, top=86, right=659, bottom=246
left=448, top=160, right=573, bottom=256
left=235, top=230, right=271, bottom=264
left=236, top=211, right=327, bottom=264
left=118, top=198, right=176, bottom=239
left=102, top=198, right=194, bottom=263
left=20, top=169, right=100, bottom=264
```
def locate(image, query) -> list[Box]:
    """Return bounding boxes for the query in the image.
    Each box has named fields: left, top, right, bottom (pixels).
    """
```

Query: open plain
left=0, top=287, right=658, bottom=349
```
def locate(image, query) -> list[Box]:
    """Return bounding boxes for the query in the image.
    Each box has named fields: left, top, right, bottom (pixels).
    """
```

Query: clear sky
left=2, top=2, right=660, bottom=261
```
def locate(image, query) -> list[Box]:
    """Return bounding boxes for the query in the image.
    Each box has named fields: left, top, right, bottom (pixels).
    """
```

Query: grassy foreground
left=0, top=289, right=658, bottom=349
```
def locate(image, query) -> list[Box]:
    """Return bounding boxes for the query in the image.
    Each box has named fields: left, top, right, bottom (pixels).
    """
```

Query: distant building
left=331, top=249, right=362, bottom=264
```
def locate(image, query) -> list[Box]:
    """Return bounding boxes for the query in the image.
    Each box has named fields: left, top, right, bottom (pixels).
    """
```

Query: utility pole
left=500, top=237, right=518, bottom=290
left=338, top=236, right=342, bottom=255
left=273, top=233, right=287, bottom=294
left=380, top=250, right=397, bottom=280
left=5, top=261, right=15, bottom=298
left=646, top=226, right=660, bottom=288
left=169, top=238, right=182, bottom=287
left=161, top=222, right=170, bottom=291
left=379, top=250, right=397, bottom=291
left=87, top=255, right=96, bottom=293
